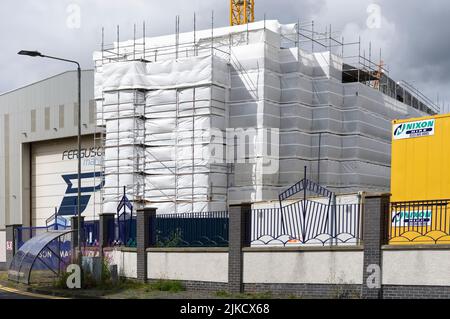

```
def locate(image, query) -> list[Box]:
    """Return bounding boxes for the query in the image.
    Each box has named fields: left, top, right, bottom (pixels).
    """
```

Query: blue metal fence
left=83, top=220, right=100, bottom=246
left=15, top=224, right=71, bottom=249
left=16, top=220, right=101, bottom=249
left=117, top=218, right=137, bottom=247
left=155, top=212, right=229, bottom=247
left=103, top=203, right=361, bottom=249
left=16, top=227, right=49, bottom=249
left=106, top=217, right=115, bottom=246
left=93, top=215, right=136, bottom=248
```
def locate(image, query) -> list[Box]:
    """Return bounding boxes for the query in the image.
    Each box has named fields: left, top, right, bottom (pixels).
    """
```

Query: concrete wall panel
left=383, top=250, right=450, bottom=286
left=243, top=251, right=364, bottom=285
left=147, top=251, right=228, bottom=283
left=105, top=249, right=137, bottom=279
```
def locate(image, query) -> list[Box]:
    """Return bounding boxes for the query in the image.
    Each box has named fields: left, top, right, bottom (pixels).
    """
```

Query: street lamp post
left=18, top=50, right=83, bottom=269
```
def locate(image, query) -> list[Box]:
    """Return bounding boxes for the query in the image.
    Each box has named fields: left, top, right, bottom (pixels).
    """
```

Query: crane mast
left=230, top=0, right=255, bottom=26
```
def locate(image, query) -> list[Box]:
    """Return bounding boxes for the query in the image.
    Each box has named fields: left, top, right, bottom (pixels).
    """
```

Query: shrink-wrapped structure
left=94, top=20, right=432, bottom=214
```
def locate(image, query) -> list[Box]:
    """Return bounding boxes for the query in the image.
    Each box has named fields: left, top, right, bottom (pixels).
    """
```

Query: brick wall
left=136, top=208, right=156, bottom=282
left=244, top=283, right=362, bottom=299
left=362, top=195, right=390, bottom=299
left=383, top=286, right=450, bottom=299
left=128, top=198, right=450, bottom=299
left=228, top=204, right=251, bottom=294
left=147, top=279, right=228, bottom=293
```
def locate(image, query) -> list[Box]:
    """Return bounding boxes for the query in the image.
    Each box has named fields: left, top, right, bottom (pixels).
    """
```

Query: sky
left=0, top=0, right=449, bottom=111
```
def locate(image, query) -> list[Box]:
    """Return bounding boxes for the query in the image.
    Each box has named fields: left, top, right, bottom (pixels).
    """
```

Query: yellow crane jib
left=230, top=0, right=255, bottom=26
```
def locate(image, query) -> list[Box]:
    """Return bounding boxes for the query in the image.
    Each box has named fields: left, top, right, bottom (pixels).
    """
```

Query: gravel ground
left=0, top=271, right=289, bottom=299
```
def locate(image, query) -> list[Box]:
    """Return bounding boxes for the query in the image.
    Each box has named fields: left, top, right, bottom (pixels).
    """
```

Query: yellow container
left=390, top=114, right=450, bottom=245
left=391, top=114, right=450, bottom=202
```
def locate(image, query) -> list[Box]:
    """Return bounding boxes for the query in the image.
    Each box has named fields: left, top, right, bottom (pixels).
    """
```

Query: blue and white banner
left=392, top=210, right=432, bottom=227
left=393, top=119, right=435, bottom=140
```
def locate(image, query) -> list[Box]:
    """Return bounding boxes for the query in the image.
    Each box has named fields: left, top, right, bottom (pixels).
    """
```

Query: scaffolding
left=93, top=15, right=441, bottom=214
left=95, top=16, right=440, bottom=111
left=95, top=16, right=231, bottom=214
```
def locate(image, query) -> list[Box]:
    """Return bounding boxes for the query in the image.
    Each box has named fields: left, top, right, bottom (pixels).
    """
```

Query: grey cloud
left=0, top=0, right=448, bottom=108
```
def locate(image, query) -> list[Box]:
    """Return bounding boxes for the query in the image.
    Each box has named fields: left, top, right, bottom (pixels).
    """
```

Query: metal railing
left=155, top=212, right=229, bottom=247
left=83, top=220, right=100, bottom=247
left=388, top=200, right=450, bottom=244
left=97, top=214, right=137, bottom=248
left=251, top=201, right=363, bottom=247
left=15, top=223, right=71, bottom=250
left=117, top=218, right=137, bottom=247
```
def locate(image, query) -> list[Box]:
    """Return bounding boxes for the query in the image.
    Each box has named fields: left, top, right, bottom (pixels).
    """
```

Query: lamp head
left=18, top=50, right=43, bottom=57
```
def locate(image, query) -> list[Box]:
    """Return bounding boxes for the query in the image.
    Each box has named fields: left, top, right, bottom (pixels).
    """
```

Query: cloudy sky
left=1, top=0, right=449, bottom=111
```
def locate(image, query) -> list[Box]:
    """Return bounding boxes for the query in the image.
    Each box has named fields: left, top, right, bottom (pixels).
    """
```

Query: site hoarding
left=390, top=114, right=450, bottom=245
left=391, top=115, right=450, bottom=202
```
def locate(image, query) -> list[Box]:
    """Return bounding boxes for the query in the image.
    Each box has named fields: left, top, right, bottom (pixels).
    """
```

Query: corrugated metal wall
left=0, top=70, right=96, bottom=229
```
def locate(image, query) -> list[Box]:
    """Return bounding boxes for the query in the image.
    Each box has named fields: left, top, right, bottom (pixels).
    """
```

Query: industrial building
left=0, top=18, right=442, bottom=269
left=94, top=19, right=439, bottom=215
left=0, top=70, right=97, bottom=270
left=2, top=0, right=449, bottom=298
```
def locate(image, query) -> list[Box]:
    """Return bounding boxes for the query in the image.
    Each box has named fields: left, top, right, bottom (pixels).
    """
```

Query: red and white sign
left=6, top=241, right=13, bottom=251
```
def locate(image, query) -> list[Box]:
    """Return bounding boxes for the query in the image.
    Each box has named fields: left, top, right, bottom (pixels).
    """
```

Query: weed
left=149, top=279, right=185, bottom=292
left=215, top=290, right=231, bottom=298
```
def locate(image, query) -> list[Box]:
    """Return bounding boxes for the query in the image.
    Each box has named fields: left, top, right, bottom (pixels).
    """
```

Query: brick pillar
left=362, top=194, right=390, bottom=299
left=71, top=216, right=85, bottom=261
left=99, top=213, right=115, bottom=256
left=136, top=208, right=157, bottom=282
left=228, top=203, right=252, bottom=294
left=5, top=224, right=22, bottom=269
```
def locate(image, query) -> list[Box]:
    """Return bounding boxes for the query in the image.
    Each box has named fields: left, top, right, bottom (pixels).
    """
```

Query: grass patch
left=148, top=279, right=185, bottom=293
left=54, top=271, right=72, bottom=289
left=215, top=290, right=274, bottom=299
left=245, top=291, right=273, bottom=299
left=0, top=272, right=8, bottom=282
left=215, top=290, right=230, bottom=298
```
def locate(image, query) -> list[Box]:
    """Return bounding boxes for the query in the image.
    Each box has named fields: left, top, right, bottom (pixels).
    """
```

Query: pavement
left=0, top=284, right=66, bottom=299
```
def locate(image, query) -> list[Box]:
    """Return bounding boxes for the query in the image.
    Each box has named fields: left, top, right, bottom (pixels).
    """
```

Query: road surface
left=0, top=285, right=63, bottom=299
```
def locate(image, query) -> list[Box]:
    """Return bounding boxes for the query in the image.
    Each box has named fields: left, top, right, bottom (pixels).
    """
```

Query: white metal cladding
left=0, top=70, right=95, bottom=230
left=31, top=136, right=102, bottom=226
left=94, top=20, right=428, bottom=213
left=0, top=231, right=5, bottom=263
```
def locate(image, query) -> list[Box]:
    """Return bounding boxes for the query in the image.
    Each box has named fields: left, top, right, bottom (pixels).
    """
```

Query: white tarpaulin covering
left=96, top=56, right=229, bottom=99
left=94, top=20, right=427, bottom=213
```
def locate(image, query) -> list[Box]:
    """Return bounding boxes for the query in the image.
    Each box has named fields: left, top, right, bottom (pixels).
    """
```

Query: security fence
left=117, top=217, right=137, bottom=247
left=147, top=203, right=363, bottom=248
left=83, top=220, right=100, bottom=247
left=15, top=222, right=71, bottom=250
left=251, top=202, right=363, bottom=247
left=15, top=226, right=54, bottom=249
left=155, top=212, right=229, bottom=247
left=388, top=199, right=450, bottom=245
left=83, top=217, right=136, bottom=248
left=16, top=202, right=363, bottom=251
left=100, top=215, right=137, bottom=248
left=102, top=198, right=450, bottom=248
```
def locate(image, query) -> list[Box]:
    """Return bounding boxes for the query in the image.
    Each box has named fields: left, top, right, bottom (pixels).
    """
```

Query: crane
left=230, top=0, right=255, bottom=26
